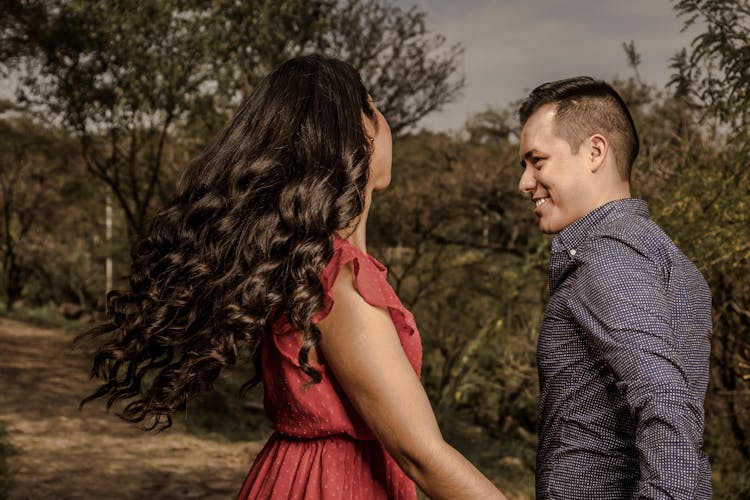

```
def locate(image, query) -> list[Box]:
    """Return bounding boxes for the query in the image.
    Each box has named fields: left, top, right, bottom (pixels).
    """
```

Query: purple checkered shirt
left=536, top=198, right=712, bottom=499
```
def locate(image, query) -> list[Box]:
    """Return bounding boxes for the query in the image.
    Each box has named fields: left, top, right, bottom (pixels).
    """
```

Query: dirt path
left=0, top=317, right=265, bottom=499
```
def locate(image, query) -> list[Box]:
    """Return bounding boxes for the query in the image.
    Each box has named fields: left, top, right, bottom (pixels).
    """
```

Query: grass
left=0, top=303, right=90, bottom=335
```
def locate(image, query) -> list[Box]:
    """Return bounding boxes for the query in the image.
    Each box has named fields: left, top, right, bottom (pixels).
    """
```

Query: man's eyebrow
left=522, top=149, right=538, bottom=161
left=520, top=149, right=538, bottom=167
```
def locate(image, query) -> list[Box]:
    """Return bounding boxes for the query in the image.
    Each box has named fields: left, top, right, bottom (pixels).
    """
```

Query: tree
left=623, top=15, right=750, bottom=492
left=0, top=111, right=77, bottom=310
left=1, top=0, right=326, bottom=237
left=316, top=0, right=465, bottom=135
left=1, top=0, right=465, bottom=238
left=671, top=0, right=750, bottom=134
left=368, top=125, right=544, bottom=436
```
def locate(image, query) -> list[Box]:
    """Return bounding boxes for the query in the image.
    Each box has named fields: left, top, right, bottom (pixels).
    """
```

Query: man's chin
left=538, top=220, right=561, bottom=235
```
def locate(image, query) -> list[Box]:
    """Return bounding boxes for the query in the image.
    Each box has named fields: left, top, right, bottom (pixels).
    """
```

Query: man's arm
left=569, top=234, right=704, bottom=498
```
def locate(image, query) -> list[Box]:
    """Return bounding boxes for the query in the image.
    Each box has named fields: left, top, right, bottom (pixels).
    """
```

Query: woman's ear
left=362, top=112, right=377, bottom=140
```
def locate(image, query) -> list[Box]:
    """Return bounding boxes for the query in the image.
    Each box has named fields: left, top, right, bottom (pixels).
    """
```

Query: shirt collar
left=551, top=198, right=650, bottom=254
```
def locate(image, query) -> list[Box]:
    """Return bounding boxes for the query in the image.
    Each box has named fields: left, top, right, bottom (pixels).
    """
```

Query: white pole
left=106, top=194, right=113, bottom=293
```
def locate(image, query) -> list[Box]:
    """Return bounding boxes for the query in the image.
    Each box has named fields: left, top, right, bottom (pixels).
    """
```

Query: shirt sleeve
left=568, top=234, right=705, bottom=499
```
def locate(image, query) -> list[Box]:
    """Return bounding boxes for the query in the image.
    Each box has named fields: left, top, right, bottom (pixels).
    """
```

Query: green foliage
left=0, top=115, right=84, bottom=309
left=437, top=410, right=536, bottom=499
left=619, top=32, right=750, bottom=492
left=182, top=364, right=272, bottom=443
left=0, top=303, right=90, bottom=334
left=1, top=0, right=465, bottom=237
left=369, top=129, right=546, bottom=441
left=0, top=0, right=468, bottom=316
left=669, top=3, right=750, bottom=485
left=0, top=113, right=111, bottom=310
left=671, top=0, right=750, bottom=131
left=4, top=0, right=308, bottom=235
left=318, top=0, right=465, bottom=135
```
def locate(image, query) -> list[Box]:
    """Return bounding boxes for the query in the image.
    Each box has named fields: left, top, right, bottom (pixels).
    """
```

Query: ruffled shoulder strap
left=270, top=235, right=420, bottom=373
left=313, top=236, right=417, bottom=339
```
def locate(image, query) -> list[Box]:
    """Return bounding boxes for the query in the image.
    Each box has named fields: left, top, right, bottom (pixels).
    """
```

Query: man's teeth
left=535, top=198, right=548, bottom=208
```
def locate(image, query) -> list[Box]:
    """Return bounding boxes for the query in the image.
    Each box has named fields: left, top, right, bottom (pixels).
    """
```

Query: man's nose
left=518, top=166, right=536, bottom=195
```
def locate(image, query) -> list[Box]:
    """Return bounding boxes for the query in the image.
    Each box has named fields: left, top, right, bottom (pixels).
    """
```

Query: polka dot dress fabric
left=238, top=236, right=421, bottom=499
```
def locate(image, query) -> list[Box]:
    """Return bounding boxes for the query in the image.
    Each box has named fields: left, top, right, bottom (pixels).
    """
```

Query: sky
left=392, top=0, right=700, bottom=132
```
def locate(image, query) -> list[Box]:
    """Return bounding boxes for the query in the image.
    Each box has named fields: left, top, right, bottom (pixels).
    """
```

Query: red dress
left=237, top=236, right=422, bottom=499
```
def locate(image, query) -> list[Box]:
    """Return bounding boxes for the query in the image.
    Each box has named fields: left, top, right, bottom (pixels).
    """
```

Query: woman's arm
left=317, top=262, right=507, bottom=500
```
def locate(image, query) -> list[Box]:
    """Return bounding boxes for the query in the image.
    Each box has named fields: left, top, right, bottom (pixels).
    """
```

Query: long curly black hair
left=80, top=54, right=375, bottom=430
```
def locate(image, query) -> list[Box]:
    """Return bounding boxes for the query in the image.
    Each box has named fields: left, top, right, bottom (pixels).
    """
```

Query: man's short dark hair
left=519, top=76, right=639, bottom=180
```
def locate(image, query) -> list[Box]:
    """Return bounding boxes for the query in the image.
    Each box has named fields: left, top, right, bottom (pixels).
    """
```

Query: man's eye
left=532, top=156, right=543, bottom=165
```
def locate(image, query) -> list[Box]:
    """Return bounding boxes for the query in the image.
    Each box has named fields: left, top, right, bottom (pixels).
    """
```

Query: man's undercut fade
left=519, top=76, right=639, bottom=181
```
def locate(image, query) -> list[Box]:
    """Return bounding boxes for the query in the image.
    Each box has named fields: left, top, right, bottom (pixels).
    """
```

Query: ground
left=0, top=317, right=265, bottom=499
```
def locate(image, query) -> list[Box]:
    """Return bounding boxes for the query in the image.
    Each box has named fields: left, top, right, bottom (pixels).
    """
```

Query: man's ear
left=588, top=134, right=608, bottom=173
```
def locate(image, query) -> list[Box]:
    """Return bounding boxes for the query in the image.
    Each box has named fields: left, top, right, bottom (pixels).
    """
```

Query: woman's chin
left=371, top=178, right=391, bottom=192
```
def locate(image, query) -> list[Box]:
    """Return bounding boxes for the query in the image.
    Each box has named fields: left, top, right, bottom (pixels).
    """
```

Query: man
left=517, top=77, right=712, bottom=499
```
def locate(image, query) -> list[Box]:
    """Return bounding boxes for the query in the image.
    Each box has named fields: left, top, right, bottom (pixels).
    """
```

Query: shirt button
left=569, top=249, right=577, bottom=257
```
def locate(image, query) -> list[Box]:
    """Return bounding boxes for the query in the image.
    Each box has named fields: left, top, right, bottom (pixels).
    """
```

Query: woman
left=82, top=54, right=506, bottom=499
